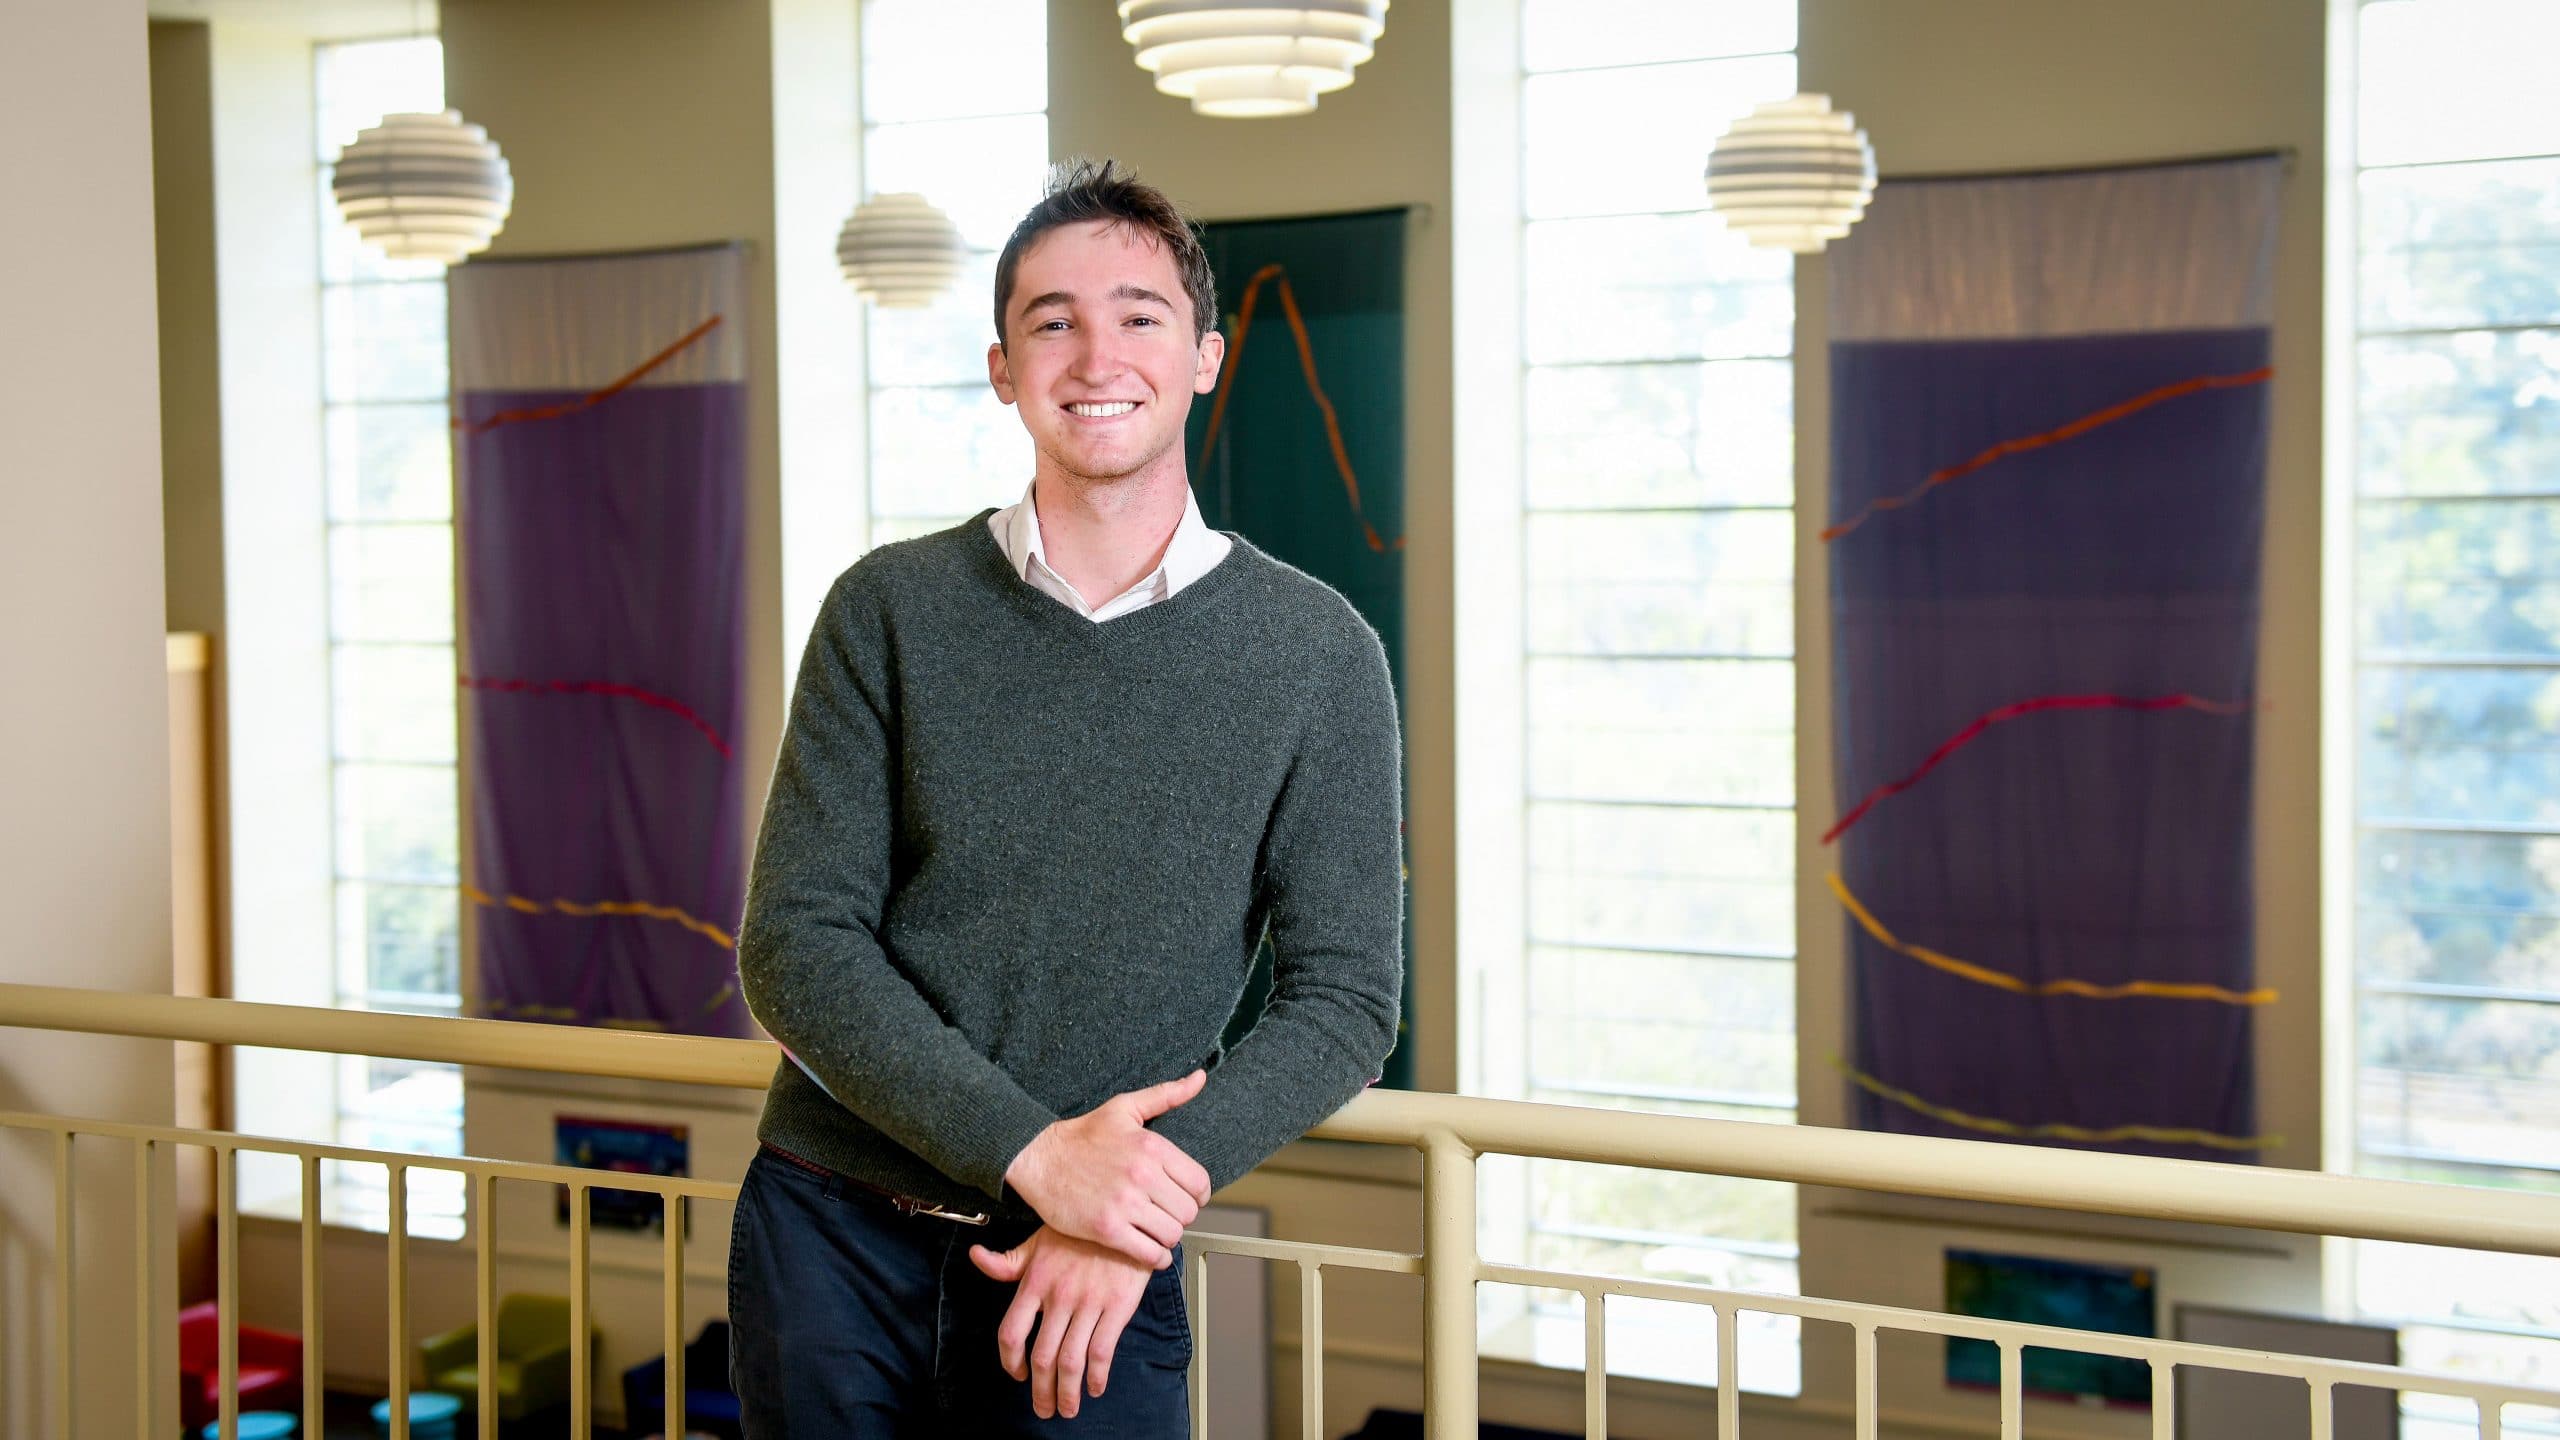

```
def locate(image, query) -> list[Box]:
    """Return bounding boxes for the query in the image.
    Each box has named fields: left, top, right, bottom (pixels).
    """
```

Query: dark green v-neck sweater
left=738, top=512, right=1404, bottom=1220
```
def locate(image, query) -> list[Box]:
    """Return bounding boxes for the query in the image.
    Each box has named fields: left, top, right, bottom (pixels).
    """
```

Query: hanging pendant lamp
left=1704, top=93, right=1877, bottom=254
left=1118, top=0, right=1389, bottom=119
left=331, top=110, right=513, bottom=265
left=836, top=193, right=968, bottom=308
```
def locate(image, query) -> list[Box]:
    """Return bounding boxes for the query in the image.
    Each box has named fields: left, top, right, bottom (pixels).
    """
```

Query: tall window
left=2340, top=0, right=2560, bottom=1419
left=1485, top=0, right=1802, bottom=1391
left=857, top=0, right=1049, bottom=547
left=314, top=35, right=464, bottom=1234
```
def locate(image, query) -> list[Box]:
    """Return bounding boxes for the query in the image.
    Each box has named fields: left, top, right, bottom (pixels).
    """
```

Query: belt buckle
left=895, top=1195, right=991, bottom=1226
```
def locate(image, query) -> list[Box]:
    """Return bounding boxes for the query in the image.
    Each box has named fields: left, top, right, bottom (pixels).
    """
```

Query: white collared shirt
left=987, top=480, right=1234, bottom=623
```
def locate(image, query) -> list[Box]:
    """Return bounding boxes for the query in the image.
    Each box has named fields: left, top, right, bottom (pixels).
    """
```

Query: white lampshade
left=331, top=110, right=512, bottom=266
left=836, top=193, right=968, bottom=308
left=1704, top=93, right=1877, bottom=254
left=1119, top=0, right=1389, bottom=119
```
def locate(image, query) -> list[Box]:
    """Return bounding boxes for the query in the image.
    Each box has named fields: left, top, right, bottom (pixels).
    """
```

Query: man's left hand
left=971, top=1225, right=1163, bottom=1420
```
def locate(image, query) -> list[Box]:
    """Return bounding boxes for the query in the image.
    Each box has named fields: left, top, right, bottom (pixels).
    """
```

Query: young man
left=729, top=159, right=1406, bottom=1435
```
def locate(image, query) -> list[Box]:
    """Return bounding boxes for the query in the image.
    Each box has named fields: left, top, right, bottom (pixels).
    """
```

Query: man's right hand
left=1003, top=1069, right=1213, bottom=1268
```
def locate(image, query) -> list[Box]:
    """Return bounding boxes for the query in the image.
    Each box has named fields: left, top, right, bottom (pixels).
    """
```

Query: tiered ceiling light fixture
left=331, top=110, right=514, bottom=266
left=1704, top=93, right=1878, bottom=254
left=1118, top=0, right=1390, bottom=118
left=836, top=193, right=969, bottom=308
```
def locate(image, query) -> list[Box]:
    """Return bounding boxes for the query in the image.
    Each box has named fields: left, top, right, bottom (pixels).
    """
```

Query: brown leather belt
left=760, top=1141, right=992, bottom=1226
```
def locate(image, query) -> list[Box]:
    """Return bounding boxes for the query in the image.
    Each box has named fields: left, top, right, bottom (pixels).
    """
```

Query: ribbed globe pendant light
left=1703, top=93, right=1877, bottom=254
left=330, top=110, right=513, bottom=265
left=1118, top=0, right=1389, bottom=119
left=836, top=193, right=969, bottom=308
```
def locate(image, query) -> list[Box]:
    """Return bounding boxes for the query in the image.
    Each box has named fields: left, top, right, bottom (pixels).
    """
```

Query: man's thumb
left=970, top=1242, right=1024, bottom=1281
left=1127, top=1068, right=1207, bottom=1121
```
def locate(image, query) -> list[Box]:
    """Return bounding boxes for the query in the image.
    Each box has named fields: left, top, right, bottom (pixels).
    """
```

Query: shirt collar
left=1004, top=480, right=1224, bottom=592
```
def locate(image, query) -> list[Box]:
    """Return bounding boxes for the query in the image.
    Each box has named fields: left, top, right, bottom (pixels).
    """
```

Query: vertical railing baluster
left=389, top=1161, right=409, bottom=1440
left=53, top=1128, right=74, bottom=1440
left=1421, top=1131, right=1479, bottom=1440
left=474, top=1171, right=496, bottom=1440
left=302, top=1154, right=325, bottom=1434
left=1999, top=1340, right=2021, bottom=1439
left=665, top=1192, right=685, bottom=1438
left=2310, top=1379, right=2334, bottom=1440
left=2482, top=1397, right=2503, bottom=1440
left=132, top=1137, right=157, bottom=1440
left=1582, top=1286, right=1607, bottom=1439
left=1714, top=1304, right=1738, bottom=1440
left=218, top=1143, right=239, bottom=1440
left=1300, top=1261, right=1324, bottom=1440
left=2150, top=1359, right=2175, bottom=1440
left=1184, top=1244, right=1209, bottom=1437
left=571, top=1180, right=592, bottom=1439
left=1854, top=1323, right=1878, bottom=1440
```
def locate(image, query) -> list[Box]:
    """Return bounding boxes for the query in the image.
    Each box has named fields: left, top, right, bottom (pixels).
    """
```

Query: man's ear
left=1191, top=329, right=1226, bottom=396
left=988, top=340, right=1017, bottom=406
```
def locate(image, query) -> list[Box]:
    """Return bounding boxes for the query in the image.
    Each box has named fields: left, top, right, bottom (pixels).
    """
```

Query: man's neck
left=1031, top=465, right=1189, bottom=610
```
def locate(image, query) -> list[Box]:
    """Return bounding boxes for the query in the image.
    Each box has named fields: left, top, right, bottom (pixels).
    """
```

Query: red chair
left=177, top=1301, right=304, bottom=1430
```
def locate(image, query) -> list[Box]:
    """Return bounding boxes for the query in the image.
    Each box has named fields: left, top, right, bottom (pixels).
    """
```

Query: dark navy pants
left=728, top=1147, right=1194, bottom=1437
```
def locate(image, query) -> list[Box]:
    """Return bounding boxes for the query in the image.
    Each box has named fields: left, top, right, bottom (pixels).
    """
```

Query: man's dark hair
left=992, top=158, right=1217, bottom=347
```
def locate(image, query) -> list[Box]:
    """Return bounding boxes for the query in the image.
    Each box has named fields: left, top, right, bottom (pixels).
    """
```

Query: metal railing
left=7, top=979, right=2560, bottom=1439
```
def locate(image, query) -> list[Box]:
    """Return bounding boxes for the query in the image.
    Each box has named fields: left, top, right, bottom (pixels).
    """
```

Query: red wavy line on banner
left=1200, top=264, right=1405, bottom=554
left=456, top=314, right=726, bottom=436
left=1819, top=366, right=2275, bottom=543
left=1822, top=692, right=2252, bottom=845
left=462, top=675, right=733, bottom=759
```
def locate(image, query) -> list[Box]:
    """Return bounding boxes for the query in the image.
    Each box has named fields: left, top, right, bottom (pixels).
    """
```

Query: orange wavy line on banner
left=462, top=883, right=735, bottom=951
left=1833, top=1055, right=2282, bottom=1151
left=1199, top=264, right=1405, bottom=554
left=457, top=314, right=727, bottom=436
left=1820, top=366, right=2275, bottom=542
left=1828, top=871, right=2277, bottom=1006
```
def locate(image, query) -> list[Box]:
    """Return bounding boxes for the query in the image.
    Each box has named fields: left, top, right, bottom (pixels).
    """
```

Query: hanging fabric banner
left=451, top=244, right=750, bottom=1035
left=1826, top=157, right=2283, bottom=1159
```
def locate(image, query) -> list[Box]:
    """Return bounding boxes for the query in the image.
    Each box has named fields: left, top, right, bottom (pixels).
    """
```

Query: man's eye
left=1129, top=316, right=1158, bottom=327
left=1039, top=320, right=1069, bottom=332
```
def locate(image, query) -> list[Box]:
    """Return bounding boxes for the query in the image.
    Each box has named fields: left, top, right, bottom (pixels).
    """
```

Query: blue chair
left=369, top=1391, right=461, bottom=1440
left=620, top=1320, right=740, bottom=1439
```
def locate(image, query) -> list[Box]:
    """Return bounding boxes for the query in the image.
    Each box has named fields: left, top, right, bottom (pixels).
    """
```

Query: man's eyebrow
left=1017, top=284, right=1177, bottom=319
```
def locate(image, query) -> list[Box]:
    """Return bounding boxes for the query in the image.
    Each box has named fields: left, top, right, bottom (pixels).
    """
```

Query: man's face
left=989, top=220, right=1224, bottom=486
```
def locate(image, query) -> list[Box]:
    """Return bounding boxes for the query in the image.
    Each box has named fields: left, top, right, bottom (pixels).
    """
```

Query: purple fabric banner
left=452, top=246, right=750, bottom=1035
left=1826, top=159, right=2283, bottom=1160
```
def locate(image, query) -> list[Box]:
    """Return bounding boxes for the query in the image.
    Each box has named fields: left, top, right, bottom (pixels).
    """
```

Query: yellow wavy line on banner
left=1828, top=872, right=2276, bottom=1006
left=1833, top=1056, right=2282, bottom=1152
left=462, top=883, right=736, bottom=951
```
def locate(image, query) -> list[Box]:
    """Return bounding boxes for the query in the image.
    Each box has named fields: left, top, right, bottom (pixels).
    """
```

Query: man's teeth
left=1068, top=402, right=1137, bottom=417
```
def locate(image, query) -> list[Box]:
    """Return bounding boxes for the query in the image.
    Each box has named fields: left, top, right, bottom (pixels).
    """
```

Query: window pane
left=2360, top=830, right=2560, bottom=992
left=315, top=36, right=443, bottom=163
left=2357, top=1057, right=2560, bottom=1186
left=329, top=524, right=454, bottom=643
left=2358, top=495, right=2560, bottom=658
left=2358, top=665, right=2560, bottom=826
left=1528, top=509, right=1793, bottom=658
left=873, top=513, right=974, bottom=546
left=2359, top=330, right=2560, bottom=499
left=332, top=643, right=455, bottom=764
left=1528, top=798, right=1793, bottom=955
left=1526, top=214, right=1791, bottom=365
left=1523, top=54, right=1795, bottom=219
left=2361, top=159, right=2560, bottom=332
left=1526, top=359, right=1792, bottom=510
left=1523, top=0, right=1793, bottom=73
left=864, top=114, right=1048, bottom=250
left=863, top=0, right=1045, bottom=124
left=870, top=252, right=1001, bottom=386
left=335, top=762, right=458, bottom=885
left=2357, top=0, right=2560, bottom=167
left=323, top=281, right=449, bottom=403
left=327, top=403, right=452, bottom=523
left=1531, top=947, right=1794, bottom=1100
left=1529, top=655, right=1792, bottom=806
left=337, top=880, right=460, bottom=1001
left=869, top=385, right=1027, bottom=516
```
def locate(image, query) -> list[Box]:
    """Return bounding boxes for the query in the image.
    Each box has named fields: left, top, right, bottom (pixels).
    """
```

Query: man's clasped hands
left=976, top=1069, right=1212, bottom=1421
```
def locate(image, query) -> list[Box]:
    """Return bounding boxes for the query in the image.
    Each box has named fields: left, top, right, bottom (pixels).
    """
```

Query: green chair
left=415, top=1293, right=588, bottom=1423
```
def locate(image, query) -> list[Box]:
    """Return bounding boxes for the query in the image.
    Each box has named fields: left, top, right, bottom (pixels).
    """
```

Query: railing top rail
left=10, top=981, right=2560, bottom=1259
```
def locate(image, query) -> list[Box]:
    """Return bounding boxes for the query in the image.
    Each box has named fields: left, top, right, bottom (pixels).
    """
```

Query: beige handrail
left=7, top=980, right=2558, bottom=1259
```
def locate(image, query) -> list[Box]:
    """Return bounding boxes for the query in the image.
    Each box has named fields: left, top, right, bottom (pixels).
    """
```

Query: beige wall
left=2, top=3, right=176, bottom=1437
